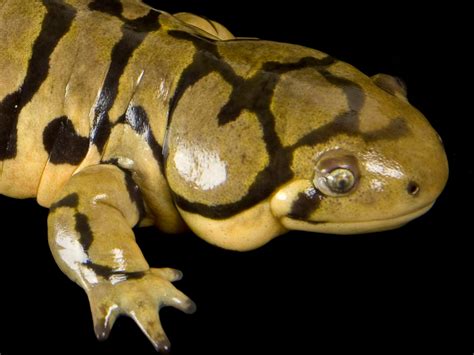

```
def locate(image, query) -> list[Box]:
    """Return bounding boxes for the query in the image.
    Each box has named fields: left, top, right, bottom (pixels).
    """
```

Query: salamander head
left=270, top=70, right=449, bottom=234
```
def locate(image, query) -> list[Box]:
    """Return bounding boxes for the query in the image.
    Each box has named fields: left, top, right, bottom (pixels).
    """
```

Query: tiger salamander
left=0, top=0, right=449, bottom=352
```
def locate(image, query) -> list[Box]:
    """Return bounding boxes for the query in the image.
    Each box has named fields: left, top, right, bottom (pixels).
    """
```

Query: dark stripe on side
left=88, top=7, right=160, bottom=153
left=86, top=261, right=146, bottom=280
left=0, top=0, right=76, bottom=160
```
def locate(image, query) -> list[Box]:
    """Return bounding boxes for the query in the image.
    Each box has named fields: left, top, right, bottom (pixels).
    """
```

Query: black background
left=0, top=1, right=469, bottom=354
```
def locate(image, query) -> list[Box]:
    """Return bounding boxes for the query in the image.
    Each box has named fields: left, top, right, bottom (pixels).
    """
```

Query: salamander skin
left=0, top=0, right=448, bottom=352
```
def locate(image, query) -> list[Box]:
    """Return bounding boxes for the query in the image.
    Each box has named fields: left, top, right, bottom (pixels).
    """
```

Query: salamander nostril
left=407, top=181, right=420, bottom=196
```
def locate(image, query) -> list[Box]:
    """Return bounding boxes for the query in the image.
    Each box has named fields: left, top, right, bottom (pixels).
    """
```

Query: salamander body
left=0, top=0, right=448, bottom=351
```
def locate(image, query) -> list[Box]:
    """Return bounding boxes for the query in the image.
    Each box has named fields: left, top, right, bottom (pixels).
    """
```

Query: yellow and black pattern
left=164, top=33, right=411, bottom=219
left=47, top=163, right=195, bottom=352
left=0, top=0, right=448, bottom=351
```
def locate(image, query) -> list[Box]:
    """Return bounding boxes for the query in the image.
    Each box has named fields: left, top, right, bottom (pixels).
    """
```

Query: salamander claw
left=86, top=268, right=195, bottom=352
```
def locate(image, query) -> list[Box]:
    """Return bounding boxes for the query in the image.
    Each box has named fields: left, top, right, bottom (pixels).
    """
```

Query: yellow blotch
left=167, top=72, right=269, bottom=206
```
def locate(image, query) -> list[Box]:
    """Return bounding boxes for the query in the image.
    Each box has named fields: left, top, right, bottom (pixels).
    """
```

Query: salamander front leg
left=47, top=164, right=195, bottom=352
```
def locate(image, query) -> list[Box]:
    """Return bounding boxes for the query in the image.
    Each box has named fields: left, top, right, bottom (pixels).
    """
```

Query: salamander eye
left=313, top=149, right=360, bottom=197
left=313, top=168, right=357, bottom=196
left=325, top=168, right=355, bottom=193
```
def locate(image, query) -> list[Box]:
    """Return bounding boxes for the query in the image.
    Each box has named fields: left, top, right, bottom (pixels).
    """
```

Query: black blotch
left=288, top=189, right=324, bottom=220
left=75, top=212, right=93, bottom=252
left=88, top=0, right=123, bottom=17
left=0, top=0, right=76, bottom=160
left=43, top=116, right=89, bottom=164
left=50, top=193, right=79, bottom=212
left=123, top=105, right=148, bottom=135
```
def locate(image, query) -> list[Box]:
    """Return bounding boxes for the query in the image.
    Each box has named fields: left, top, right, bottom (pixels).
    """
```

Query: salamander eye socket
left=313, top=150, right=360, bottom=197
left=371, top=73, right=408, bottom=98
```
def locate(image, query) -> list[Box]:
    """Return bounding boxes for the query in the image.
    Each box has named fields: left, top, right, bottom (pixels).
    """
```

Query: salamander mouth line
left=285, top=201, right=435, bottom=227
